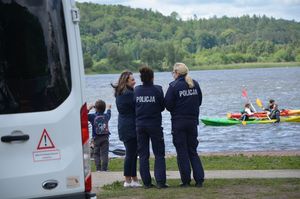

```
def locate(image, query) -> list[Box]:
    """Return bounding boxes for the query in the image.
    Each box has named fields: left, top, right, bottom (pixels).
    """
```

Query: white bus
left=0, top=0, right=96, bottom=198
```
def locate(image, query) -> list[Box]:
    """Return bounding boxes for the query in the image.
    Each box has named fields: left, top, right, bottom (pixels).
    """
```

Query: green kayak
left=201, top=116, right=300, bottom=126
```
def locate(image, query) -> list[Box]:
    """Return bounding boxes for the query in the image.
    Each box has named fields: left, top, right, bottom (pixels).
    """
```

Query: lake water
left=85, top=67, right=300, bottom=154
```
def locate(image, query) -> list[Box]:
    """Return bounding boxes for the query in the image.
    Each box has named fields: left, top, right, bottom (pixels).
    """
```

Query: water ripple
left=86, top=67, right=300, bottom=154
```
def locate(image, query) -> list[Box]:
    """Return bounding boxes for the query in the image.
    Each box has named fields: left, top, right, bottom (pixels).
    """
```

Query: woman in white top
left=241, top=103, right=254, bottom=121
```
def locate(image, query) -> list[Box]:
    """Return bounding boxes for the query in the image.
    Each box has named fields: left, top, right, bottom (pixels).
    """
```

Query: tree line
left=77, top=2, right=300, bottom=73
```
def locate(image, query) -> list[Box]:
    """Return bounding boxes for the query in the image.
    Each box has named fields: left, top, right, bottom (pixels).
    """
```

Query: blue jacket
left=165, top=76, right=202, bottom=124
left=115, top=88, right=137, bottom=142
left=88, top=109, right=111, bottom=138
left=134, top=82, right=164, bottom=127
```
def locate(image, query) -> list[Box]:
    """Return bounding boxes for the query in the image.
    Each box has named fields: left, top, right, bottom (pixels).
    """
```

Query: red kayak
left=227, top=109, right=300, bottom=119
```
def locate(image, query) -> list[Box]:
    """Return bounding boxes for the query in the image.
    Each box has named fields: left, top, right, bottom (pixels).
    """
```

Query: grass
left=98, top=178, right=300, bottom=199
left=92, top=155, right=300, bottom=198
left=188, top=62, right=300, bottom=71
left=91, top=155, right=300, bottom=171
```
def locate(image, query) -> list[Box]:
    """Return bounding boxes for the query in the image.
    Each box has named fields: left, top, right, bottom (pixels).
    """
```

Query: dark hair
left=139, top=66, right=153, bottom=83
left=111, top=70, right=133, bottom=96
left=269, top=99, right=275, bottom=103
left=94, top=99, right=106, bottom=113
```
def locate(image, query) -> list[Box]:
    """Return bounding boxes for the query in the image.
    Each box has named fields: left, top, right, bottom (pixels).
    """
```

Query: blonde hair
left=173, top=62, right=194, bottom=88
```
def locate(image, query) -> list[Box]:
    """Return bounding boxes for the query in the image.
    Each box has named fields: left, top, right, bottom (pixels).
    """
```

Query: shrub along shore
left=85, top=62, right=300, bottom=74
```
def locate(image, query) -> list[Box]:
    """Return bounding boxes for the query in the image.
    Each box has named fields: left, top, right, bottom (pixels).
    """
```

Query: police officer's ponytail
left=173, top=63, right=194, bottom=88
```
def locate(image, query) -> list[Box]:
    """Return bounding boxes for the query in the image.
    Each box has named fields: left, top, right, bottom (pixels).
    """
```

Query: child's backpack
left=94, top=115, right=108, bottom=135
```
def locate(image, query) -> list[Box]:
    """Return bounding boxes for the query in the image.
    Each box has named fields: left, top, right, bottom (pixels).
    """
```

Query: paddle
left=241, top=88, right=255, bottom=126
left=242, top=88, right=257, bottom=112
left=227, top=112, right=247, bottom=125
left=241, top=112, right=248, bottom=125
left=226, top=113, right=232, bottom=118
left=256, top=98, right=263, bottom=108
left=109, top=149, right=126, bottom=156
left=242, top=120, right=247, bottom=126
left=256, top=98, right=271, bottom=120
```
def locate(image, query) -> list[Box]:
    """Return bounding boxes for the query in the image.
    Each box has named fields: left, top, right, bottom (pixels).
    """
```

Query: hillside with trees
left=77, top=2, right=300, bottom=73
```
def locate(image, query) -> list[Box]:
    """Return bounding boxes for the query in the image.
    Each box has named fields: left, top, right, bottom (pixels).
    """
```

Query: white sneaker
left=131, top=181, right=142, bottom=187
left=123, top=181, right=132, bottom=188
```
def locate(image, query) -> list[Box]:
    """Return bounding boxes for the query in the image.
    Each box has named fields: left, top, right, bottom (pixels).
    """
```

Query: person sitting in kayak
left=241, top=103, right=254, bottom=121
left=264, top=99, right=280, bottom=122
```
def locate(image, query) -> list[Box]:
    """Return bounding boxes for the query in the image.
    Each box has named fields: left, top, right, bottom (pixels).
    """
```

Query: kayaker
left=165, top=62, right=204, bottom=188
left=241, top=103, right=254, bottom=121
left=264, top=99, right=280, bottom=122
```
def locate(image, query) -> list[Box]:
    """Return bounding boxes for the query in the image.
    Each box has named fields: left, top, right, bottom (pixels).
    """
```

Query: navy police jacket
left=165, top=76, right=202, bottom=124
left=134, top=82, right=164, bottom=127
left=115, top=88, right=137, bottom=142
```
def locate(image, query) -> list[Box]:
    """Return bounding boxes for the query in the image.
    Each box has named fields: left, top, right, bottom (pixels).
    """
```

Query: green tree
left=220, top=28, right=237, bottom=45
left=198, top=32, right=217, bottom=49
left=83, top=53, right=93, bottom=69
left=77, top=2, right=300, bottom=73
left=170, top=11, right=180, bottom=20
left=182, top=37, right=196, bottom=53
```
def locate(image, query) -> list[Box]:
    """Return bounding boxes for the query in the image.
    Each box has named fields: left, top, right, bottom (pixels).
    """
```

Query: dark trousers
left=270, top=110, right=280, bottom=122
left=241, top=113, right=249, bottom=121
left=94, top=135, right=109, bottom=171
left=172, top=120, right=204, bottom=185
left=123, top=138, right=138, bottom=177
left=137, top=127, right=166, bottom=186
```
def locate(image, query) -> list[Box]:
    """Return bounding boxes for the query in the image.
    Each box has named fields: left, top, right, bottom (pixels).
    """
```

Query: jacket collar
left=143, top=82, right=154, bottom=86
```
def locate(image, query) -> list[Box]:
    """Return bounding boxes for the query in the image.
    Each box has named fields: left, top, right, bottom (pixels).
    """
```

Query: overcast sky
left=76, top=0, right=300, bottom=22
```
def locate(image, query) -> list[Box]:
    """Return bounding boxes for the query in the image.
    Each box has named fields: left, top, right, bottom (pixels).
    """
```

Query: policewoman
left=165, top=63, right=204, bottom=187
left=134, top=66, right=167, bottom=189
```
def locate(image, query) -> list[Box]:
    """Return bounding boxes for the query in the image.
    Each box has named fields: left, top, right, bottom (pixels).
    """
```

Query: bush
left=83, top=53, right=93, bottom=69
left=93, top=59, right=110, bottom=72
left=273, top=49, right=286, bottom=62
left=295, top=54, right=300, bottom=62
left=226, top=53, right=245, bottom=63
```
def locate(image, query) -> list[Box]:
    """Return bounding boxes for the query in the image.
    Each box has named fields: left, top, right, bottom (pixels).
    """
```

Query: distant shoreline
left=85, top=62, right=300, bottom=75
left=141, top=150, right=300, bottom=158
left=110, top=150, right=300, bottom=159
left=189, top=62, right=300, bottom=70
left=198, top=150, right=300, bottom=157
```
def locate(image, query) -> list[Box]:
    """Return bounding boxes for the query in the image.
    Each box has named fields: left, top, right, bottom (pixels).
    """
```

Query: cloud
left=75, top=0, right=300, bottom=21
left=275, top=0, right=300, bottom=5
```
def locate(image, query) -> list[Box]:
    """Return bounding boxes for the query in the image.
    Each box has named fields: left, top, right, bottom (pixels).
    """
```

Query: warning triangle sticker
left=37, top=129, right=55, bottom=150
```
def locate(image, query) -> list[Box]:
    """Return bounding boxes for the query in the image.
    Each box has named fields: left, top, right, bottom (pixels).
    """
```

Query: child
left=241, top=103, right=254, bottom=121
left=88, top=99, right=111, bottom=172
